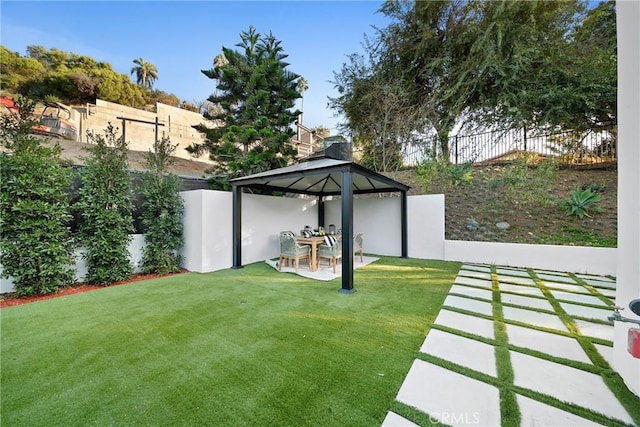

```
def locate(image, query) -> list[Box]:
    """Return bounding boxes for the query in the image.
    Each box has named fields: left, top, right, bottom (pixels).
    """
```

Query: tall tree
left=457, top=0, right=589, bottom=133
left=130, top=58, right=159, bottom=90
left=377, top=0, right=475, bottom=161
left=189, top=26, right=301, bottom=189
left=0, top=97, right=75, bottom=295
left=77, top=124, right=134, bottom=285
left=330, top=49, right=421, bottom=172
left=140, top=136, right=184, bottom=274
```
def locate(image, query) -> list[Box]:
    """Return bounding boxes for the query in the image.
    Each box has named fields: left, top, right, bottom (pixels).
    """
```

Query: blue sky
left=1, top=1, right=390, bottom=134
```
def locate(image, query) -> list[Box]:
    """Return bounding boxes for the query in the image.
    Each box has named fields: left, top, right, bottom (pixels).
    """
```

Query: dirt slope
left=52, top=138, right=617, bottom=246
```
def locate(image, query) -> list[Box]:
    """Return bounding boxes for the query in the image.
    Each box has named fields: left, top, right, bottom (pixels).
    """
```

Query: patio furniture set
left=278, top=231, right=364, bottom=274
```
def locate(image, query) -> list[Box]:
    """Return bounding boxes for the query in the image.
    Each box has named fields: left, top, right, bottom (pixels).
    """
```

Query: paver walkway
left=382, top=263, right=638, bottom=427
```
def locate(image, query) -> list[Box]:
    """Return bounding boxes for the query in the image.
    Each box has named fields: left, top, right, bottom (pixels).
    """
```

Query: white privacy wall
left=324, top=196, right=399, bottom=256
left=180, top=190, right=317, bottom=272
left=614, top=0, right=640, bottom=397
left=241, top=193, right=318, bottom=263
left=323, top=194, right=444, bottom=259
left=0, top=234, right=146, bottom=293
left=408, top=195, right=445, bottom=260
left=444, top=240, right=617, bottom=276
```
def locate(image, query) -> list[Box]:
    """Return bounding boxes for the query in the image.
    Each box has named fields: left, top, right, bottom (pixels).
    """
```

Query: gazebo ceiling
left=229, top=157, right=410, bottom=196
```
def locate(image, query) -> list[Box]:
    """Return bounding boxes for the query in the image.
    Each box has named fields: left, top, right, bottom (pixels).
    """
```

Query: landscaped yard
left=0, top=257, right=460, bottom=426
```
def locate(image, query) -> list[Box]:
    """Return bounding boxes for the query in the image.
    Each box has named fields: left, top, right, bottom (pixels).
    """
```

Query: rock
left=496, top=221, right=510, bottom=230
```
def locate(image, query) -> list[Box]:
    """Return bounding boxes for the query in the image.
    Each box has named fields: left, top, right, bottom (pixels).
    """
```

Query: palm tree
left=131, top=58, right=159, bottom=90
left=296, top=77, right=309, bottom=122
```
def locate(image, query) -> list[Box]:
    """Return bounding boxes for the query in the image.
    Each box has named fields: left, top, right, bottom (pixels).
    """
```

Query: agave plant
left=564, top=188, right=602, bottom=218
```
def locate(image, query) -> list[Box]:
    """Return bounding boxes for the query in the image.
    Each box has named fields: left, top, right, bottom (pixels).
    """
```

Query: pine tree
left=189, top=26, right=301, bottom=190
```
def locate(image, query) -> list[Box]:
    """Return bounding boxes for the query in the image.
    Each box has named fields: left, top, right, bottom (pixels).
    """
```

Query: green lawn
left=1, top=257, right=460, bottom=426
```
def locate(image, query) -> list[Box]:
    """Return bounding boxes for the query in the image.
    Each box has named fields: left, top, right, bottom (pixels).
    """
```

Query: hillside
left=387, top=165, right=617, bottom=247
left=52, top=138, right=617, bottom=247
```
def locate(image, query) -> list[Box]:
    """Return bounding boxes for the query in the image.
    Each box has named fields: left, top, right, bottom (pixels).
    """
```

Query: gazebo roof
left=229, top=157, right=410, bottom=196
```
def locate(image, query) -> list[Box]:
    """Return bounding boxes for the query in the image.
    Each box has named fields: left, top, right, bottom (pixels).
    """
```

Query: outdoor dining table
left=295, top=235, right=327, bottom=272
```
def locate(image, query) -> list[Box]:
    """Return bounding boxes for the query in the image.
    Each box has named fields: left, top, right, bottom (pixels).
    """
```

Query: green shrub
left=448, top=162, right=473, bottom=186
left=416, top=160, right=473, bottom=191
left=415, top=160, right=444, bottom=191
left=0, top=97, right=75, bottom=295
left=140, top=137, right=184, bottom=274
left=581, top=182, right=606, bottom=193
left=76, top=124, right=134, bottom=285
left=564, top=188, right=602, bottom=218
left=487, top=158, right=557, bottom=208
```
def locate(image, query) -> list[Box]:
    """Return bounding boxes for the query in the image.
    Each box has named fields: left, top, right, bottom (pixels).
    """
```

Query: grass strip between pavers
left=490, top=265, right=521, bottom=427
left=0, top=257, right=460, bottom=427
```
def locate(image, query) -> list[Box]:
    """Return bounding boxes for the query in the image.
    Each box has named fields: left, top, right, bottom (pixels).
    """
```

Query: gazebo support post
left=318, top=196, right=325, bottom=229
left=401, top=190, right=408, bottom=258
left=340, top=170, right=355, bottom=293
left=231, top=185, right=243, bottom=269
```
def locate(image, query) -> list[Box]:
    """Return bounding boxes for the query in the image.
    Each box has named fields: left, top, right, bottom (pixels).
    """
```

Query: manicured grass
left=0, top=257, right=460, bottom=426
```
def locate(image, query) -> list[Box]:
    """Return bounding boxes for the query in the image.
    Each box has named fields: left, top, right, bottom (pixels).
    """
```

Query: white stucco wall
left=242, top=194, right=317, bottom=263
left=444, top=240, right=617, bottom=276
left=325, top=196, right=403, bottom=256
left=180, top=190, right=318, bottom=272
left=408, top=194, right=445, bottom=260
left=0, top=234, right=146, bottom=293
left=614, top=0, right=640, bottom=397
left=180, top=190, right=232, bottom=273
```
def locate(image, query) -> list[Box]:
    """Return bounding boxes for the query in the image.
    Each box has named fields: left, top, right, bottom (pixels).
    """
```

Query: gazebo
left=229, top=156, right=411, bottom=293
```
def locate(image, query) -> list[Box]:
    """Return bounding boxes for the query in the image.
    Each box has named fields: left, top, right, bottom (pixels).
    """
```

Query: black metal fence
left=401, top=126, right=617, bottom=167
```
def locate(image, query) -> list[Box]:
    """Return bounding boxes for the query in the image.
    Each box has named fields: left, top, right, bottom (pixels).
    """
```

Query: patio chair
left=354, top=232, right=364, bottom=263
left=318, top=234, right=343, bottom=273
left=279, top=233, right=311, bottom=273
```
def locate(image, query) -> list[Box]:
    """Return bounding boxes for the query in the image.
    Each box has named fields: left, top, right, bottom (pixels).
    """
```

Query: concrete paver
left=420, top=329, right=497, bottom=376
left=505, top=323, right=591, bottom=363
left=576, top=275, right=616, bottom=288
left=396, top=359, right=502, bottom=427
left=433, top=309, right=495, bottom=340
left=454, top=276, right=493, bottom=288
left=517, top=394, right=604, bottom=427
left=511, top=351, right=633, bottom=424
left=498, top=283, right=545, bottom=297
left=539, top=281, right=593, bottom=294
left=548, top=289, right=609, bottom=305
left=495, top=267, right=532, bottom=277
left=559, top=301, right=613, bottom=321
left=496, top=275, right=536, bottom=286
left=457, top=270, right=492, bottom=280
left=574, top=319, right=614, bottom=341
left=443, top=294, right=493, bottom=316
left=449, top=285, right=492, bottom=300
left=381, top=412, right=419, bottom=427
left=500, top=293, right=554, bottom=311
left=593, top=343, right=615, bottom=367
left=502, top=306, right=569, bottom=331
left=534, top=271, right=579, bottom=284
